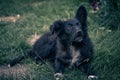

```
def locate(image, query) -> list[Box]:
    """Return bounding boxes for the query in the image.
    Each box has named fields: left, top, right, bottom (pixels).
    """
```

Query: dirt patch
left=27, top=33, right=41, bottom=46
left=0, top=14, right=20, bottom=23
left=0, top=64, right=28, bottom=76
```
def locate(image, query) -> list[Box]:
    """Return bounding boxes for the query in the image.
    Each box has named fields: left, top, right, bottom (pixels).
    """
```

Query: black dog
left=9, top=6, right=97, bottom=80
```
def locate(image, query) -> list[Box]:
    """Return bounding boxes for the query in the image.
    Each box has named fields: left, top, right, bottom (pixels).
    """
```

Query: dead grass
left=0, top=65, right=28, bottom=77
left=0, top=14, right=20, bottom=23
left=27, top=33, right=41, bottom=46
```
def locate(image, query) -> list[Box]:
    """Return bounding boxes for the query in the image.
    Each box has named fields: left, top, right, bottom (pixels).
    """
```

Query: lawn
left=0, top=0, right=120, bottom=80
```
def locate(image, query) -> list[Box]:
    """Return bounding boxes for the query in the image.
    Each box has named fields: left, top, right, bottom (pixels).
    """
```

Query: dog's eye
left=76, top=22, right=80, bottom=25
left=65, top=26, right=72, bottom=34
left=68, top=23, right=73, bottom=26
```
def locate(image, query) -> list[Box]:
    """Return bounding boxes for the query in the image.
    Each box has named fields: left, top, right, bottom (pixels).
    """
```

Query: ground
left=0, top=0, right=120, bottom=80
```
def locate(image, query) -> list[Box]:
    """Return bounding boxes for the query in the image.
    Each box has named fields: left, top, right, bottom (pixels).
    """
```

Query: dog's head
left=63, top=18, right=83, bottom=42
left=50, top=19, right=83, bottom=43
left=50, top=6, right=87, bottom=43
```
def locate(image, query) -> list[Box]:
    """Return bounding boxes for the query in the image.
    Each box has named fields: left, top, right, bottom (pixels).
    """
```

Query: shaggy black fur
left=9, top=5, right=97, bottom=80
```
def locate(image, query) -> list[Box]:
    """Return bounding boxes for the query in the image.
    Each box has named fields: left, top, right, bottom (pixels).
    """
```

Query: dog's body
left=51, top=18, right=96, bottom=80
left=30, top=33, right=56, bottom=64
left=9, top=6, right=97, bottom=80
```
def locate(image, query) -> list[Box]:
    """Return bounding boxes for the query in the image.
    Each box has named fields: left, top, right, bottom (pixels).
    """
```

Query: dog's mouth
left=74, top=31, right=83, bottom=42
left=74, top=36, right=83, bottom=42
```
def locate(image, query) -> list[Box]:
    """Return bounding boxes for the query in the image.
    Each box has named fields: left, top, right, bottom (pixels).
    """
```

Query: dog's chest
left=70, top=46, right=80, bottom=64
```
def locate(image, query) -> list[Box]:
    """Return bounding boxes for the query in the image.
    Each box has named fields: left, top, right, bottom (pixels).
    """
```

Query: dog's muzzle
left=74, top=30, right=83, bottom=42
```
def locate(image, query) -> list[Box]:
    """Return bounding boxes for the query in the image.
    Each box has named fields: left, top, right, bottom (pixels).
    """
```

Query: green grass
left=0, top=0, right=120, bottom=80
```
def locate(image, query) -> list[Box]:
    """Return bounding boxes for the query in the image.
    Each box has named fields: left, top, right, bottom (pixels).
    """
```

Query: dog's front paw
left=54, top=73, right=63, bottom=80
left=88, top=75, right=98, bottom=80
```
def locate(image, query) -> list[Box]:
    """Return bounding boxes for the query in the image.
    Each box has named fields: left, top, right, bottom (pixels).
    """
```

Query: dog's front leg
left=54, top=59, right=64, bottom=80
left=82, top=62, right=98, bottom=80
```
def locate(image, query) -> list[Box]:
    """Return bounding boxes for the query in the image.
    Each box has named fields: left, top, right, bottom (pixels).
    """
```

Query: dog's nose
left=76, top=30, right=83, bottom=36
left=76, top=30, right=82, bottom=34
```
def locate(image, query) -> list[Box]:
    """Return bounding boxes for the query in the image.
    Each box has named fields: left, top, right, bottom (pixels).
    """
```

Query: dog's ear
left=50, top=20, right=64, bottom=35
left=75, top=5, right=87, bottom=26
